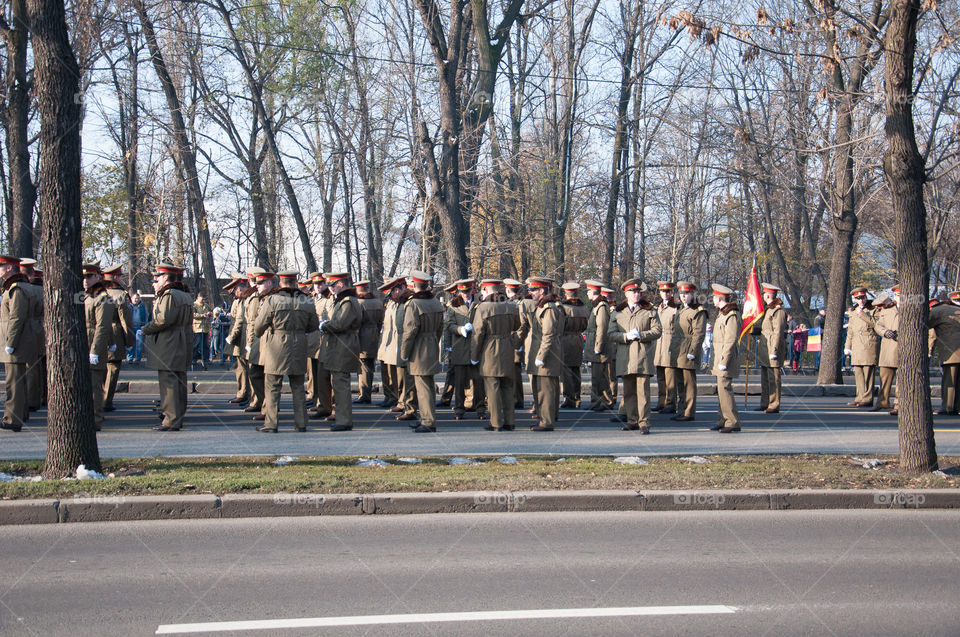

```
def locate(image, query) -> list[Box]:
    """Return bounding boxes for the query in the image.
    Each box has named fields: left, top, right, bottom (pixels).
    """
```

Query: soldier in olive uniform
left=102, top=264, right=134, bottom=412
left=438, top=281, right=459, bottom=407
left=18, top=258, right=45, bottom=412
left=610, top=279, right=662, bottom=434
left=309, top=273, right=335, bottom=418
left=446, top=279, right=485, bottom=419
left=243, top=268, right=269, bottom=420
left=376, top=277, right=405, bottom=409
left=1, top=255, right=40, bottom=432
left=224, top=274, right=251, bottom=405
left=928, top=297, right=960, bottom=415
left=504, top=279, right=527, bottom=409
left=583, top=280, right=613, bottom=411
left=601, top=286, right=619, bottom=414
left=559, top=281, right=590, bottom=409
left=143, top=263, right=193, bottom=431
left=400, top=271, right=445, bottom=432
left=319, top=273, right=362, bottom=431
left=526, top=277, right=564, bottom=431
left=355, top=280, right=384, bottom=404
left=471, top=279, right=521, bottom=431
left=709, top=284, right=742, bottom=433
left=756, top=283, right=788, bottom=414
left=82, top=263, right=117, bottom=431
left=253, top=271, right=319, bottom=432
left=672, top=281, right=708, bottom=422
left=873, top=290, right=899, bottom=415
left=517, top=283, right=539, bottom=415
left=844, top=286, right=880, bottom=408
left=653, top=281, right=680, bottom=413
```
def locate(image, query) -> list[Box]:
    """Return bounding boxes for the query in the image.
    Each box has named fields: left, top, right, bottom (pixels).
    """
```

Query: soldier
left=243, top=268, right=269, bottom=420
left=308, top=273, right=336, bottom=419
left=517, top=282, right=539, bottom=415
left=143, top=263, right=192, bottom=431
left=192, top=291, right=213, bottom=370
left=672, top=281, right=708, bottom=422
left=709, top=284, right=742, bottom=433
left=559, top=281, right=589, bottom=408
left=504, top=279, right=527, bottom=409
left=18, top=258, right=45, bottom=413
left=438, top=281, right=459, bottom=407
left=583, top=280, right=614, bottom=411
left=1, top=255, right=39, bottom=432
left=224, top=273, right=250, bottom=405
left=928, top=297, right=960, bottom=415
left=400, top=270, right=445, bottom=432
left=653, top=281, right=680, bottom=414
left=756, top=283, right=788, bottom=414
left=610, top=279, right=662, bottom=434
left=873, top=290, right=898, bottom=415
left=82, top=263, right=117, bottom=431
left=318, top=273, right=362, bottom=431
left=844, top=286, right=879, bottom=408
left=253, top=270, right=318, bottom=432
left=526, top=277, right=564, bottom=431
left=446, top=278, right=486, bottom=419
left=101, top=264, right=134, bottom=412
left=471, top=279, right=521, bottom=431
left=355, top=280, right=384, bottom=404
left=601, top=286, right=620, bottom=416
left=376, top=277, right=405, bottom=409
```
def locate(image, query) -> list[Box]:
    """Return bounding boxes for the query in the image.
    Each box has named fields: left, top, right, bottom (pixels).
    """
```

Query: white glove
left=535, top=359, right=544, bottom=367
left=108, top=344, right=117, bottom=352
left=769, top=354, right=777, bottom=361
left=245, top=346, right=252, bottom=355
left=458, top=326, right=470, bottom=338
left=464, top=322, right=473, bottom=332
left=4, top=347, right=13, bottom=355
left=595, top=350, right=602, bottom=355
left=470, top=359, right=479, bottom=366
left=686, top=353, right=695, bottom=360
left=518, top=346, right=524, bottom=353
left=719, top=364, right=727, bottom=371
left=626, top=328, right=640, bottom=341
left=89, top=354, right=99, bottom=365
left=444, top=347, right=453, bottom=352
left=401, top=357, right=409, bottom=363
left=844, top=349, right=852, bottom=356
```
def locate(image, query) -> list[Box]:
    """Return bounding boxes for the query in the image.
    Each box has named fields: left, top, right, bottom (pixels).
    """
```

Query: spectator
left=210, top=306, right=230, bottom=362
left=193, top=292, right=213, bottom=370
left=702, top=323, right=713, bottom=370
left=128, top=292, right=149, bottom=362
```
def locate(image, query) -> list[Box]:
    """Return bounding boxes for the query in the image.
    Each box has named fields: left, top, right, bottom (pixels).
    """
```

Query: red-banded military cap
left=850, top=286, right=868, bottom=298
left=0, top=255, right=22, bottom=266
left=526, top=276, right=554, bottom=289
left=277, top=270, right=299, bottom=280
left=711, top=283, right=734, bottom=297
left=891, top=283, right=901, bottom=294
left=103, top=263, right=123, bottom=276
left=677, top=281, right=696, bottom=292
left=154, top=262, right=183, bottom=275
left=378, top=276, right=404, bottom=292
left=657, top=280, right=674, bottom=291
left=325, top=272, right=350, bottom=283
left=480, top=278, right=502, bottom=290
left=503, top=278, right=522, bottom=289
left=762, top=282, right=782, bottom=294
left=584, top=279, right=605, bottom=291
left=621, top=278, right=645, bottom=292
left=409, top=270, right=432, bottom=285
left=82, top=262, right=102, bottom=275
left=454, top=278, right=476, bottom=290
left=561, top=281, right=581, bottom=292
left=355, top=280, right=370, bottom=288
left=19, top=258, right=36, bottom=271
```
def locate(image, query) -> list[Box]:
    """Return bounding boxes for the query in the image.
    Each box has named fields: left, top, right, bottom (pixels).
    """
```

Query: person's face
left=132, top=294, right=141, bottom=304
left=680, top=291, right=693, bottom=305
left=763, top=291, right=775, bottom=304
left=197, top=294, right=206, bottom=304
left=660, top=290, right=672, bottom=303
left=330, top=280, right=346, bottom=294
left=356, top=285, right=369, bottom=296
left=257, top=278, right=273, bottom=294
left=82, top=272, right=100, bottom=290
left=530, top=287, right=545, bottom=302
left=506, top=288, right=518, bottom=300
left=587, top=289, right=600, bottom=302
left=625, top=288, right=640, bottom=305
left=713, top=294, right=725, bottom=308
left=855, top=296, right=866, bottom=308
left=459, top=287, right=473, bottom=301
left=0, top=263, right=15, bottom=279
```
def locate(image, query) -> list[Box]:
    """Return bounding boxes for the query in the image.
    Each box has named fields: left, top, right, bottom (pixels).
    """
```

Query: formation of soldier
left=4, top=255, right=959, bottom=435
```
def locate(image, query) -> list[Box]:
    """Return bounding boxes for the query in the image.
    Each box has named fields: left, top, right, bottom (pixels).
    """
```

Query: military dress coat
left=583, top=298, right=610, bottom=364
left=227, top=296, right=246, bottom=357
left=610, top=302, right=663, bottom=377
left=673, top=303, right=708, bottom=370
left=357, top=293, right=385, bottom=359
left=0, top=274, right=41, bottom=365
left=400, top=291, right=445, bottom=375
left=517, top=297, right=539, bottom=370
left=104, top=281, right=134, bottom=359
left=928, top=303, right=960, bottom=365
left=712, top=304, right=742, bottom=378
left=445, top=296, right=478, bottom=366
left=322, top=288, right=362, bottom=373
left=560, top=298, right=590, bottom=367
left=527, top=295, right=566, bottom=377
left=84, top=282, right=117, bottom=371
left=143, top=283, right=193, bottom=372
left=758, top=300, right=788, bottom=364
left=471, top=298, right=521, bottom=377
left=20, top=279, right=44, bottom=362
left=654, top=301, right=679, bottom=368
left=844, top=304, right=880, bottom=366
left=244, top=291, right=265, bottom=365
left=873, top=305, right=899, bottom=368
left=253, top=288, right=319, bottom=376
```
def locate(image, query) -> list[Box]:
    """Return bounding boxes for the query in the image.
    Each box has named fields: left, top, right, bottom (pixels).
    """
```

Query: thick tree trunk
left=4, top=0, right=37, bottom=258
left=884, top=0, right=937, bottom=473
left=30, top=0, right=101, bottom=477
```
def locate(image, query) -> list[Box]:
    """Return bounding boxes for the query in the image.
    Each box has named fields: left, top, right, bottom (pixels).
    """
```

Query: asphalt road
left=2, top=390, right=960, bottom=460
left=1, top=511, right=958, bottom=636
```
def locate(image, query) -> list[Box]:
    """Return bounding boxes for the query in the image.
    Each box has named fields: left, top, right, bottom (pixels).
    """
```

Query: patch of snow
left=76, top=465, right=106, bottom=480
left=613, top=456, right=649, bottom=465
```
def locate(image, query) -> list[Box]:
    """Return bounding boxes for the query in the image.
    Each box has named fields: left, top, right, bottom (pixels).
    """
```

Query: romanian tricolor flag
left=806, top=327, right=822, bottom=352
left=738, top=263, right=764, bottom=344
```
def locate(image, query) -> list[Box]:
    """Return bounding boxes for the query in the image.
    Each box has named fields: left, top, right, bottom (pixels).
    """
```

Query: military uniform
left=244, top=269, right=268, bottom=416
left=355, top=282, right=384, bottom=403
left=309, top=274, right=335, bottom=417
left=711, top=284, right=742, bottom=432
left=438, top=281, right=459, bottom=407
left=1, top=256, right=40, bottom=431
left=18, top=258, right=45, bottom=411
left=601, top=287, right=619, bottom=409
left=844, top=287, right=880, bottom=408
left=504, top=279, right=527, bottom=408
left=224, top=274, right=250, bottom=404
left=872, top=292, right=898, bottom=413
left=928, top=300, right=960, bottom=414
left=559, top=281, right=590, bottom=408
left=471, top=280, right=521, bottom=431
left=610, top=279, right=662, bottom=433
left=143, top=264, right=192, bottom=431
left=400, top=271, right=445, bottom=432
left=376, top=277, right=405, bottom=409
left=583, top=281, right=613, bottom=411
left=653, top=282, right=680, bottom=413
left=672, top=282, right=708, bottom=421
left=102, top=264, right=134, bottom=411
left=321, top=273, right=362, bottom=430
left=526, top=278, right=564, bottom=431
left=253, top=274, right=319, bottom=432
left=445, top=279, right=485, bottom=418
left=83, top=265, right=116, bottom=430
left=757, top=284, right=787, bottom=413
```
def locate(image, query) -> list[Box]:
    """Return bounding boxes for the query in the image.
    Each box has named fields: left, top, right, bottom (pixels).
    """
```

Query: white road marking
left=156, top=605, right=738, bottom=634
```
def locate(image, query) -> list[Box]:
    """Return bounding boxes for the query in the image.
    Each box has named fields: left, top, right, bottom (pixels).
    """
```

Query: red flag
left=739, top=264, right=764, bottom=343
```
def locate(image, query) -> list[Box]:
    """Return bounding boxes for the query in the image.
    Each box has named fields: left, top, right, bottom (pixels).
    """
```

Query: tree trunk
left=4, top=0, right=37, bottom=258
left=884, top=0, right=937, bottom=473
left=30, top=0, right=101, bottom=477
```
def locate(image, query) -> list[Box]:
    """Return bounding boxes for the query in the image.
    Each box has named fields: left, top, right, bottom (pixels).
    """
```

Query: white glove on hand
left=89, top=353, right=99, bottom=365
left=518, top=346, right=524, bottom=353
left=844, top=349, right=852, bottom=356
left=719, top=364, right=727, bottom=371
left=769, top=354, right=777, bottom=361
left=535, top=359, right=544, bottom=367
left=108, top=344, right=117, bottom=352
left=595, top=350, right=602, bottom=355
left=686, top=353, right=696, bottom=360
left=4, top=347, right=13, bottom=355
left=464, top=322, right=473, bottom=333
left=245, top=346, right=252, bottom=355
left=444, top=347, right=453, bottom=352
left=470, top=359, right=479, bottom=366
left=458, top=326, right=470, bottom=338
left=626, top=328, right=640, bottom=341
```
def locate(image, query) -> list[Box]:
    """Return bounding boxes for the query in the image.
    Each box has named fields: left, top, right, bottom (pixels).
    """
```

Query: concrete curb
left=2, top=489, right=958, bottom=525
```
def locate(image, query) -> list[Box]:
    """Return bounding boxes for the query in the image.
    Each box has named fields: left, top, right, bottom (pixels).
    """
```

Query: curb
left=1, top=489, right=957, bottom=525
